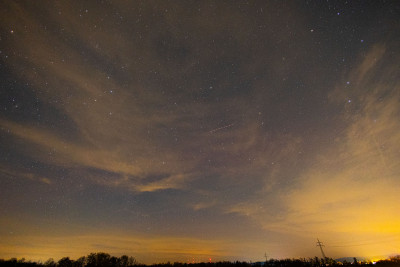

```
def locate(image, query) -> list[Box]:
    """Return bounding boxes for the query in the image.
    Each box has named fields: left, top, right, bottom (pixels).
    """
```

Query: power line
left=328, top=236, right=400, bottom=247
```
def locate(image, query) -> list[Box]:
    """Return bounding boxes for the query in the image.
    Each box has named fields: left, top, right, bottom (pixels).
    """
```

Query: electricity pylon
left=316, top=238, right=327, bottom=259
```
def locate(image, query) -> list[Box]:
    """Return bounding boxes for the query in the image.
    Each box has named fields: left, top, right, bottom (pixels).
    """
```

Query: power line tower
left=316, top=238, right=327, bottom=259
left=264, top=252, right=269, bottom=266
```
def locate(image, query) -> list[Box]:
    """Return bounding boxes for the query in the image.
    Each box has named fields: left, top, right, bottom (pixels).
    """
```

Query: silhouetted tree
left=120, top=255, right=138, bottom=267
left=86, top=253, right=112, bottom=267
left=44, top=258, right=56, bottom=267
left=71, top=256, right=85, bottom=267
left=58, top=257, right=73, bottom=267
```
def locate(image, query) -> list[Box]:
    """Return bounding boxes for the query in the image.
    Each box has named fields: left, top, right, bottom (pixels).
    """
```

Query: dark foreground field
left=1, top=253, right=400, bottom=267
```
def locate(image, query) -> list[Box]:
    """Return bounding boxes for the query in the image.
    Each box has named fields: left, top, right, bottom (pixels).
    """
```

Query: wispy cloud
left=224, top=43, right=400, bottom=256
left=1, top=1, right=399, bottom=261
left=0, top=165, right=52, bottom=185
left=0, top=2, right=307, bottom=194
left=284, top=43, right=400, bottom=234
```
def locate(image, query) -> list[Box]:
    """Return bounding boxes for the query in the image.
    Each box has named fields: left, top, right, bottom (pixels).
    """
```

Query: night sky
left=1, top=1, right=399, bottom=264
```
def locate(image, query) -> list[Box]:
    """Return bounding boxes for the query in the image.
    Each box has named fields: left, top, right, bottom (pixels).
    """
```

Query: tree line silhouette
left=1, top=253, right=400, bottom=267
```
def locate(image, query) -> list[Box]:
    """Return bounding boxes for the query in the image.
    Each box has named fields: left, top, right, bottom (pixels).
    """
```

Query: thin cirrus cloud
left=226, top=43, right=400, bottom=257
left=1, top=3, right=199, bottom=192
left=1, top=1, right=305, bottom=194
left=1, top=1, right=399, bottom=263
left=288, top=44, right=400, bottom=235
left=0, top=164, right=52, bottom=185
left=0, top=117, right=192, bottom=193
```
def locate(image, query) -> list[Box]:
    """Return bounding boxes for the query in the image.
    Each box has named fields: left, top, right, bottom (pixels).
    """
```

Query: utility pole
left=264, top=252, right=268, bottom=262
left=316, top=238, right=327, bottom=259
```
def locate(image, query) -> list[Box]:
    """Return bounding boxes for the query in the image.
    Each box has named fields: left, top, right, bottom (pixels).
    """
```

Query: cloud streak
left=1, top=1, right=399, bottom=262
left=226, top=43, right=400, bottom=257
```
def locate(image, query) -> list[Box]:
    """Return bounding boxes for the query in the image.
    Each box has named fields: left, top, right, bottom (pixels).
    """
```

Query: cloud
left=0, top=165, right=52, bottom=185
left=223, top=43, right=400, bottom=257
left=129, top=173, right=188, bottom=193
left=0, top=117, right=196, bottom=192
left=191, top=201, right=217, bottom=211
left=2, top=2, right=399, bottom=261
left=0, top=1, right=307, bottom=196
left=0, top=118, right=142, bottom=175
left=280, top=45, right=400, bottom=256
left=351, top=44, right=386, bottom=86
left=285, top=43, right=400, bottom=232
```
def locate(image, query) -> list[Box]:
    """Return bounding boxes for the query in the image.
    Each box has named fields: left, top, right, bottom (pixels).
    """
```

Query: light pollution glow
left=0, top=1, right=399, bottom=264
